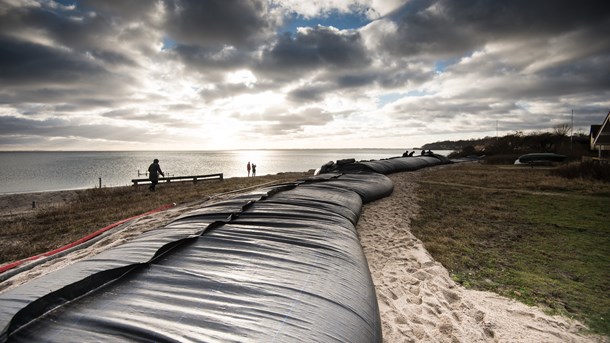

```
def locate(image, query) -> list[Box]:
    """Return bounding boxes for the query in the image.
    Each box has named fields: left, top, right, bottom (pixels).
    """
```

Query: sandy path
left=356, top=170, right=605, bottom=342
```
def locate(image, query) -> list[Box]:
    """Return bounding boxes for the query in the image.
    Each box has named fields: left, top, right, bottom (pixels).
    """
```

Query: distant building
left=590, top=110, right=610, bottom=159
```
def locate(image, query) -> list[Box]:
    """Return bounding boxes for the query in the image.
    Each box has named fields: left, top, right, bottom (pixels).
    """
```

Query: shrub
left=550, top=161, right=610, bottom=182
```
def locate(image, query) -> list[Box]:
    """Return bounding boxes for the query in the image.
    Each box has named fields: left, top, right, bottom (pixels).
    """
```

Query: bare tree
left=553, top=123, right=571, bottom=137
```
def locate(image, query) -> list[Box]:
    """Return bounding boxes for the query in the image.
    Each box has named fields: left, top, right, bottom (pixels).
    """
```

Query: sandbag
left=1, top=173, right=389, bottom=343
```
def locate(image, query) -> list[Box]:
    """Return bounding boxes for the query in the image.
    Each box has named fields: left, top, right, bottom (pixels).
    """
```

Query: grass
left=0, top=172, right=309, bottom=264
left=411, top=163, right=610, bottom=336
left=550, top=160, right=610, bottom=182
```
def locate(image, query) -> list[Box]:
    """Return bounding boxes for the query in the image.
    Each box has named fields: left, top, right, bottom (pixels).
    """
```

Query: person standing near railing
left=148, top=158, right=164, bottom=192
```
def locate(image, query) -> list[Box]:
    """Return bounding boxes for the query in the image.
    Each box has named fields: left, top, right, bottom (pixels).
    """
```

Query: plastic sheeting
left=0, top=155, right=454, bottom=342
left=318, top=155, right=449, bottom=174
left=0, top=173, right=393, bottom=343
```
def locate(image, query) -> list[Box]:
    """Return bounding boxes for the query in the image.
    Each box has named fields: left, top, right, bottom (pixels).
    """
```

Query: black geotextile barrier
left=320, top=155, right=449, bottom=174
left=0, top=172, right=393, bottom=343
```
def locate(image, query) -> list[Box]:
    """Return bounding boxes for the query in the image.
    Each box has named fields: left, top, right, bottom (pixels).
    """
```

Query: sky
left=1, top=0, right=609, bottom=151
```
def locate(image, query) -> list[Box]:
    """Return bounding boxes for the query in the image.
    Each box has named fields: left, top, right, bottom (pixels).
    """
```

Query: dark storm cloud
left=88, top=50, right=138, bottom=67
left=0, top=115, right=147, bottom=142
left=258, top=26, right=371, bottom=77
left=0, top=51, right=135, bottom=108
left=438, top=0, right=610, bottom=37
left=287, top=64, right=435, bottom=104
left=0, top=37, right=107, bottom=85
left=163, top=0, right=278, bottom=48
left=77, top=0, right=158, bottom=19
left=0, top=2, right=139, bottom=107
left=287, top=75, right=371, bottom=103
left=336, top=73, right=378, bottom=88
left=377, top=67, right=433, bottom=89
left=444, top=51, right=610, bottom=101
left=0, top=2, right=126, bottom=53
left=287, top=83, right=331, bottom=102
left=379, top=0, right=610, bottom=59
left=171, top=44, right=251, bottom=77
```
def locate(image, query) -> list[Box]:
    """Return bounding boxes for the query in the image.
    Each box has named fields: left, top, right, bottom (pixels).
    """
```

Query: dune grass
left=411, top=163, right=610, bottom=336
left=0, top=172, right=309, bottom=264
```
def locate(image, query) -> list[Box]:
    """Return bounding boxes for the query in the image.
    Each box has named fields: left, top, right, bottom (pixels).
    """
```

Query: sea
left=0, top=149, right=451, bottom=194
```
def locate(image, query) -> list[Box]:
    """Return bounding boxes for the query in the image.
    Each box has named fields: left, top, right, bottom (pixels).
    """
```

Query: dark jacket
left=148, top=162, right=163, bottom=180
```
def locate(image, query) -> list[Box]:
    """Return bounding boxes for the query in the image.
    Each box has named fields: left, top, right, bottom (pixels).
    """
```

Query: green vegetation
left=0, top=173, right=308, bottom=264
left=411, top=163, right=610, bottom=336
left=424, top=127, right=596, bottom=166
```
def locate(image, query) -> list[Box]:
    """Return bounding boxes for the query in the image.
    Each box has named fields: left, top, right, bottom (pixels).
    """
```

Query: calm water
left=0, top=149, right=450, bottom=194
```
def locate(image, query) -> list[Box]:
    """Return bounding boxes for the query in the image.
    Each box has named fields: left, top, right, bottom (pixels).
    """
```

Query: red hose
left=0, top=203, right=176, bottom=275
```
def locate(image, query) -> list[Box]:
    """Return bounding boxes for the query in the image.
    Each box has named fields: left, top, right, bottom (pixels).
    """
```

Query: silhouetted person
left=420, top=150, right=425, bottom=155
left=402, top=150, right=409, bottom=157
left=247, top=161, right=251, bottom=176
left=408, top=151, right=415, bottom=156
left=252, top=163, right=256, bottom=177
left=148, top=158, right=164, bottom=192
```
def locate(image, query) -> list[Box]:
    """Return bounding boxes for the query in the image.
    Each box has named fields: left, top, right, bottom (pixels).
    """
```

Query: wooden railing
left=131, top=173, right=223, bottom=186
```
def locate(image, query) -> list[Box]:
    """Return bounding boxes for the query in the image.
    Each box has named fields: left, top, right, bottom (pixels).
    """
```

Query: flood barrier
left=0, top=155, right=449, bottom=342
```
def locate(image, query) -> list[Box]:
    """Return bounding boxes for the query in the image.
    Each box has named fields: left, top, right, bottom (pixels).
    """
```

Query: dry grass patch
left=0, top=172, right=309, bottom=264
left=411, top=163, right=610, bottom=336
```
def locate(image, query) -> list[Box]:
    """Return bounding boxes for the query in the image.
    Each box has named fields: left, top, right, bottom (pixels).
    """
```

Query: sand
left=1, top=171, right=607, bottom=342
left=357, top=170, right=606, bottom=342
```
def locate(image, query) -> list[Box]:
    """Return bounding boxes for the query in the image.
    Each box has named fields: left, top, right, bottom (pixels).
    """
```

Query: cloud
left=365, top=0, right=610, bottom=62
left=100, top=108, right=195, bottom=128
left=235, top=106, right=336, bottom=135
left=262, top=26, right=370, bottom=71
left=0, top=37, right=103, bottom=85
left=0, top=0, right=609, bottom=150
left=0, top=115, right=152, bottom=142
left=163, top=0, right=280, bottom=48
left=0, top=2, right=144, bottom=108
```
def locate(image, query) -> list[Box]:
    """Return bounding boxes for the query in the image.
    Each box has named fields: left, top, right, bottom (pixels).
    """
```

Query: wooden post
left=99, top=177, right=102, bottom=188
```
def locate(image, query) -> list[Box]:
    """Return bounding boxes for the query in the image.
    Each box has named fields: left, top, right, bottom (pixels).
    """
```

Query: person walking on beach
left=247, top=161, right=251, bottom=177
left=252, top=163, right=256, bottom=177
left=148, top=159, right=164, bottom=192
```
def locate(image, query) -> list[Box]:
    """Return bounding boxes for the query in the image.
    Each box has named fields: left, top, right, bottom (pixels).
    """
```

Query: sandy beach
left=0, top=170, right=606, bottom=342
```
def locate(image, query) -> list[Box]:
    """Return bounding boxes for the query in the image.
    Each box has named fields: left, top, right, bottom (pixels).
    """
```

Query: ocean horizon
left=0, top=149, right=451, bottom=194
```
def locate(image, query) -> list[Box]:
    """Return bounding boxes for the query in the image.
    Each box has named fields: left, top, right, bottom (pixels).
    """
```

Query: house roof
left=590, top=111, right=610, bottom=150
